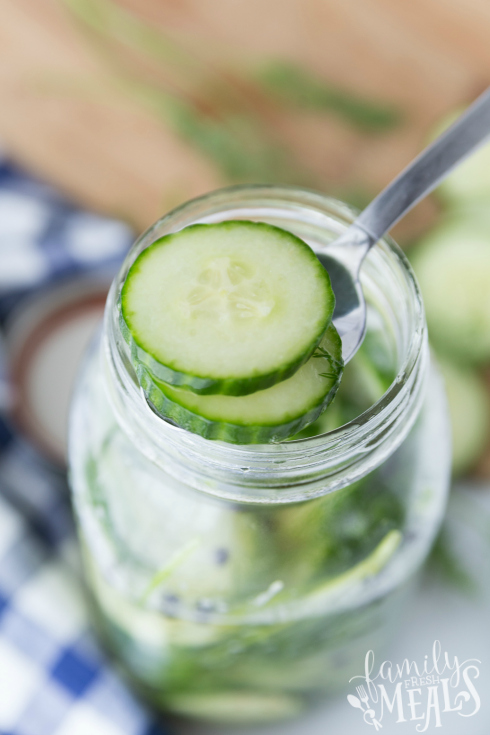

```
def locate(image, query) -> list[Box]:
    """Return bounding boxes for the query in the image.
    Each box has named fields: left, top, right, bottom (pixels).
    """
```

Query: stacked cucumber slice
left=120, top=221, right=343, bottom=443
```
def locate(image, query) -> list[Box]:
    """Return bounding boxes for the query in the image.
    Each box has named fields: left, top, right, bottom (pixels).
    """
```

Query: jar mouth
left=106, top=185, right=427, bottom=504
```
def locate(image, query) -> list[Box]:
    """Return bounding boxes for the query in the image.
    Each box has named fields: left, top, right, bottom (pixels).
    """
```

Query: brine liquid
left=70, top=303, right=447, bottom=723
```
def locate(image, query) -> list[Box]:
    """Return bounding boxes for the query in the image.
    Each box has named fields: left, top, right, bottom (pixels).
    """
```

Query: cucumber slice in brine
left=139, top=324, right=343, bottom=444
left=411, top=221, right=490, bottom=364
left=163, top=691, right=304, bottom=723
left=121, top=221, right=335, bottom=396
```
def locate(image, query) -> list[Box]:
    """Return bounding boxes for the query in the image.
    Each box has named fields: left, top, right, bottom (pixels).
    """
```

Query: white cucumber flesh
left=121, top=221, right=335, bottom=395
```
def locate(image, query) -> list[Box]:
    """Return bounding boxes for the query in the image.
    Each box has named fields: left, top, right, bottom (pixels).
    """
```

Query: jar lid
left=5, top=278, right=108, bottom=464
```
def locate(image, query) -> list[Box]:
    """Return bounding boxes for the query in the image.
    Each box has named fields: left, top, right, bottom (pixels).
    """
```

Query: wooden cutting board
left=1, top=0, right=489, bottom=236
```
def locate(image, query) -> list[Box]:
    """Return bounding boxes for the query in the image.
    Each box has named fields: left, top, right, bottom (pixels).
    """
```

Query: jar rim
left=105, top=185, right=428, bottom=504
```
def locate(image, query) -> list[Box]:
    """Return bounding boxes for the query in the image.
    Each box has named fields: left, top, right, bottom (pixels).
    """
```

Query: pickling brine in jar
left=69, top=186, right=450, bottom=724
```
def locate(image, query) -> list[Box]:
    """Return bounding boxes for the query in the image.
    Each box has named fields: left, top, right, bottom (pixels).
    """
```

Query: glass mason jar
left=69, top=186, right=451, bottom=725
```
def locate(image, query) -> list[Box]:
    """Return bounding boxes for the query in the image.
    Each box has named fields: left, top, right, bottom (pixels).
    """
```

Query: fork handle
left=354, top=85, right=490, bottom=245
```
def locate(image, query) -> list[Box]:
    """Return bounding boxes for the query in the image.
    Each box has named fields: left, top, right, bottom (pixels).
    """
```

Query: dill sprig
left=256, top=61, right=402, bottom=133
left=61, top=0, right=402, bottom=188
left=313, top=345, right=344, bottom=369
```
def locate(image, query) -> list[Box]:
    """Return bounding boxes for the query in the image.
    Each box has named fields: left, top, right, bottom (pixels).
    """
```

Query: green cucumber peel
left=138, top=324, right=344, bottom=444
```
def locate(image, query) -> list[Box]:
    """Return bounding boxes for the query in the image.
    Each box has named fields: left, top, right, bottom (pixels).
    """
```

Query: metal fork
left=356, top=684, right=369, bottom=704
left=357, top=685, right=383, bottom=730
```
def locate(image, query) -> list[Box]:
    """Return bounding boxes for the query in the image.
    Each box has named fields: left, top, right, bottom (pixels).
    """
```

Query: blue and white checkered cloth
left=0, top=153, right=169, bottom=735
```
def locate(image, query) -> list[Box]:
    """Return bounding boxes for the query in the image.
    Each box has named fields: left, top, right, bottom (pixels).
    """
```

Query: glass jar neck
left=104, top=186, right=427, bottom=505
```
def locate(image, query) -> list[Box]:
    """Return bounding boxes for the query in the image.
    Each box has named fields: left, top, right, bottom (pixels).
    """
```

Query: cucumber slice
left=86, top=549, right=227, bottom=650
left=437, top=358, right=490, bottom=476
left=121, top=221, right=335, bottom=396
left=163, top=691, right=304, bottom=722
left=139, top=324, right=343, bottom=443
left=411, top=221, right=490, bottom=363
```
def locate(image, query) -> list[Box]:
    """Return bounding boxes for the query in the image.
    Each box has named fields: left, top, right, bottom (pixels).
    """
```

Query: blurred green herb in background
left=256, top=62, right=402, bottom=133
left=62, top=0, right=401, bottom=189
